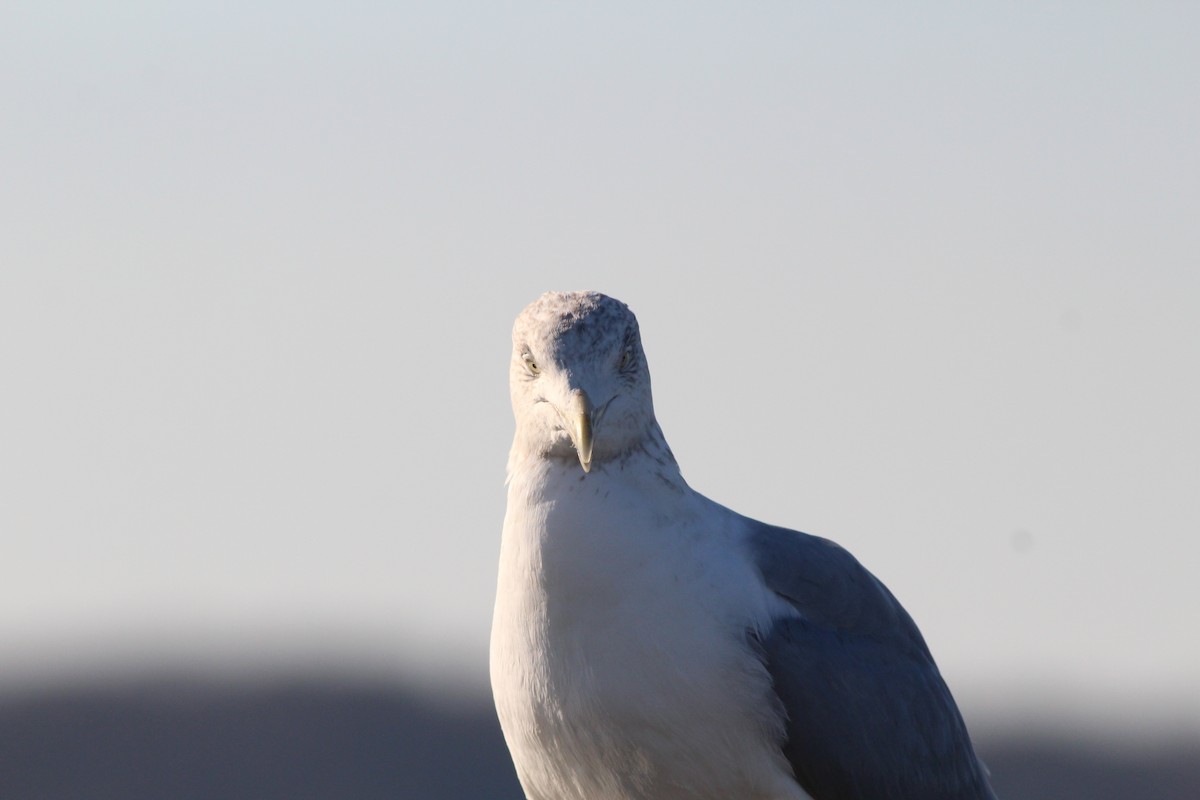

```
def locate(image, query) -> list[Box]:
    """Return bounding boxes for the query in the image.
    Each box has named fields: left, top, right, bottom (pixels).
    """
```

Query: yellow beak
left=566, top=389, right=594, bottom=473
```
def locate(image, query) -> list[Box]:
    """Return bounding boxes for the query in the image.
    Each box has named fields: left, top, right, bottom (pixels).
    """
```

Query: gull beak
left=565, top=389, right=594, bottom=473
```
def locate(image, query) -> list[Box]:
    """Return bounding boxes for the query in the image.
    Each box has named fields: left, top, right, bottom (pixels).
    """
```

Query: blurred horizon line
left=2, top=640, right=1196, bottom=749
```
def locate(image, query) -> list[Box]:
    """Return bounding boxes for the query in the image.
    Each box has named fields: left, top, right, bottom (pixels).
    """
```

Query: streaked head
left=509, top=291, right=656, bottom=473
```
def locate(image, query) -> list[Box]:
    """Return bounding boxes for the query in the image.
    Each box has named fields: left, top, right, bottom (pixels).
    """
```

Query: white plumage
left=491, top=291, right=995, bottom=800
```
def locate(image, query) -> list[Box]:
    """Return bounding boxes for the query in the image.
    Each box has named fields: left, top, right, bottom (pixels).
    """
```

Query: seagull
left=490, top=291, right=997, bottom=800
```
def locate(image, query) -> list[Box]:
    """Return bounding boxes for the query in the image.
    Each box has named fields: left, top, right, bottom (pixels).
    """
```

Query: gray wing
left=747, top=521, right=996, bottom=800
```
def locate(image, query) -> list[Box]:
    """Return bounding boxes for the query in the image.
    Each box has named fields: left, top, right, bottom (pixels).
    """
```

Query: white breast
left=490, top=460, right=810, bottom=800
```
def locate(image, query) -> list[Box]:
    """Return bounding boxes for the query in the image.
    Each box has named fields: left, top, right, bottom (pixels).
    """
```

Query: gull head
left=509, top=291, right=656, bottom=474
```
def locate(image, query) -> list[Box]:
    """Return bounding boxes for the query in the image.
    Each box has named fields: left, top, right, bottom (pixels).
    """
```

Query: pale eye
left=522, top=352, right=540, bottom=375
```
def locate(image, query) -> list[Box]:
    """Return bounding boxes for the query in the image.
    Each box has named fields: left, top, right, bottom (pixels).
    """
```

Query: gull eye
left=522, top=352, right=540, bottom=375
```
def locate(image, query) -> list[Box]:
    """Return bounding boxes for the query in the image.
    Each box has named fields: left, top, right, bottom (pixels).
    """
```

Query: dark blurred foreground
left=1, top=676, right=1196, bottom=800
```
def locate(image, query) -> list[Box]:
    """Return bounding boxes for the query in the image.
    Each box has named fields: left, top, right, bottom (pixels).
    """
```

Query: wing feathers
left=747, top=523, right=995, bottom=800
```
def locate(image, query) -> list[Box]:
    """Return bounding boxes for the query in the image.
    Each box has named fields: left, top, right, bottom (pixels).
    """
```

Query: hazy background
left=3, top=2, right=1198, bottom=796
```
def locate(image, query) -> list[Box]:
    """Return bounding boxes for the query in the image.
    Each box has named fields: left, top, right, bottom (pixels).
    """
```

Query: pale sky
left=2, top=3, right=1198, bottom=735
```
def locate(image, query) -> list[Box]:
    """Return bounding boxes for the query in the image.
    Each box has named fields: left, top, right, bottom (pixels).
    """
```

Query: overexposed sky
left=3, top=3, right=1198, bottom=731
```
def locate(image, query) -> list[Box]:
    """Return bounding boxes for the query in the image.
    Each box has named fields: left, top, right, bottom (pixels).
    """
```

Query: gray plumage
left=750, top=522, right=996, bottom=798
left=492, top=291, right=998, bottom=800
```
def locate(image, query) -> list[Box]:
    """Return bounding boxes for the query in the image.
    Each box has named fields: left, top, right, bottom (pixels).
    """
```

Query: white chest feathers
left=490, top=462, right=808, bottom=800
